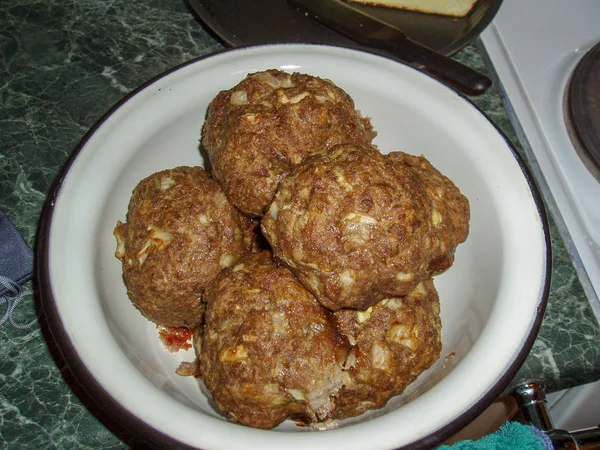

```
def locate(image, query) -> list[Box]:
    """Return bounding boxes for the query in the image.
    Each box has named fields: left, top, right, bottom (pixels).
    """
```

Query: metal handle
left=288, top=0, right=492, bottom=96
left=383, top=36, right=492, bottom=95
left=354, top=31, right=492, bottom=95
left=512, top=380, right=600, bottom=450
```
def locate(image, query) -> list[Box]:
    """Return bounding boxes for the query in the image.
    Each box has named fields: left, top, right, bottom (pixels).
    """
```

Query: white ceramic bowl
left=38, top=44, right=550, bottom=450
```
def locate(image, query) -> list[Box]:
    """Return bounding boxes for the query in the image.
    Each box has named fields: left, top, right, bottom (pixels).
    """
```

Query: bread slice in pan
left=345, top=0, right=479, bottom=17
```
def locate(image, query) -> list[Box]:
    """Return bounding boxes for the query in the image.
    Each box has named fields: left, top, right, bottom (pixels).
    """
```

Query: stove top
left=479, top=0, right=600, bottom=319
left=565, top=41, right=600, bottom=182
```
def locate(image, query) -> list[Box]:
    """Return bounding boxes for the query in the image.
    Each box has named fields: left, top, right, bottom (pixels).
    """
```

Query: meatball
left=202, top=69, right=376, bottom=216
left=332, top=279, right=442, bottom=419
left=388, top=152, right=470, bottom=274
left=261, top=144, right=436, bottom=311
left=113, top=166, right=255, bottom=328
left=199, top=251, right=350, bottom=429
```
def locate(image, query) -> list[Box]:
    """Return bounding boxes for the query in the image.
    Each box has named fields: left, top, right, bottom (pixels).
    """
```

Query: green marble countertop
left=1, top=0, right=599, bottom=448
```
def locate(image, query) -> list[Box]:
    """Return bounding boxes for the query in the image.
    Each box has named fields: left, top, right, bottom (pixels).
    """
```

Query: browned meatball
left=388, top=152, right=470, bottom=274
left=332, top=279, right=442, bottom=419
left=113, top=166, right=255, bottom=328
left=200, top=251, right=350, bottom=429
left=202, top=69, right=376, bottom=216
left=261, top=144, right=435, bottom=311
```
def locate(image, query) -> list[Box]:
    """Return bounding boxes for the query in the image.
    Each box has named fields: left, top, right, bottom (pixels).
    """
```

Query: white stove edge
left=475, top=32, right=600, bottom=323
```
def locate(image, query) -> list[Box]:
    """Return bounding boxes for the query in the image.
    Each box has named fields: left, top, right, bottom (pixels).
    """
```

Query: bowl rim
left=35, top=42, right=551, bottom=449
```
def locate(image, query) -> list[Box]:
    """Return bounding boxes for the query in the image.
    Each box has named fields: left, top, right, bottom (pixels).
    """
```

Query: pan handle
left=376, top=35, right=493, bottom=96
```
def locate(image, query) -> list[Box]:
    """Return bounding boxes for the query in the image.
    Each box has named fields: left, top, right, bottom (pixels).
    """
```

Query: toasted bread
left=345, top=0, right=479, bottom=17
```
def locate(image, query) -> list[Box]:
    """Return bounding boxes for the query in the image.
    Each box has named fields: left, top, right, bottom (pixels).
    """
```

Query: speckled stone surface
left=0, top=0, right=599, bottom=448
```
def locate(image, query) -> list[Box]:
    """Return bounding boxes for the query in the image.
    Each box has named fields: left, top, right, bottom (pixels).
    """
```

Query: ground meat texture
left=332, top=279, right=442, bottom=419
left=261, top=144, right=436, bottom=311
left=202, top=69, right=376, bottom=216
left=113, top=166, right=255, bottom=328
left=200, top=251, right=350, bottom=429
left=388, top=152, right=470, bottom=274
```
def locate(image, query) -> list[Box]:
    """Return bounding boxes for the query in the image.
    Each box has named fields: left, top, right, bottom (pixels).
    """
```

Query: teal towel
left=438, top=422, right=553, bottom=450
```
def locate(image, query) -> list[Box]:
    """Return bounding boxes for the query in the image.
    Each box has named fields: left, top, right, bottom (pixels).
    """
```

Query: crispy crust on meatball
left=113, top=166, right=254, bottom=328
left=332, top=279, right=442, bottom=419
left=261, top=144, right=435, bottom=311
left=388, top=152, right=470, bottom=274
left=200, top=251, right=350, bottom=429
left=202, top=70, right=376, bottom=216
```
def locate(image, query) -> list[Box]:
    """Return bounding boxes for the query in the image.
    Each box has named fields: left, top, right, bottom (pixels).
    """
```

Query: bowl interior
left=47, top=44, right=548, bottom=450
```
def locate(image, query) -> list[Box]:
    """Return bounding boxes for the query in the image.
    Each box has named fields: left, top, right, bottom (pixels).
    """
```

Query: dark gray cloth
left=0, top=210, right=33, bottom=296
